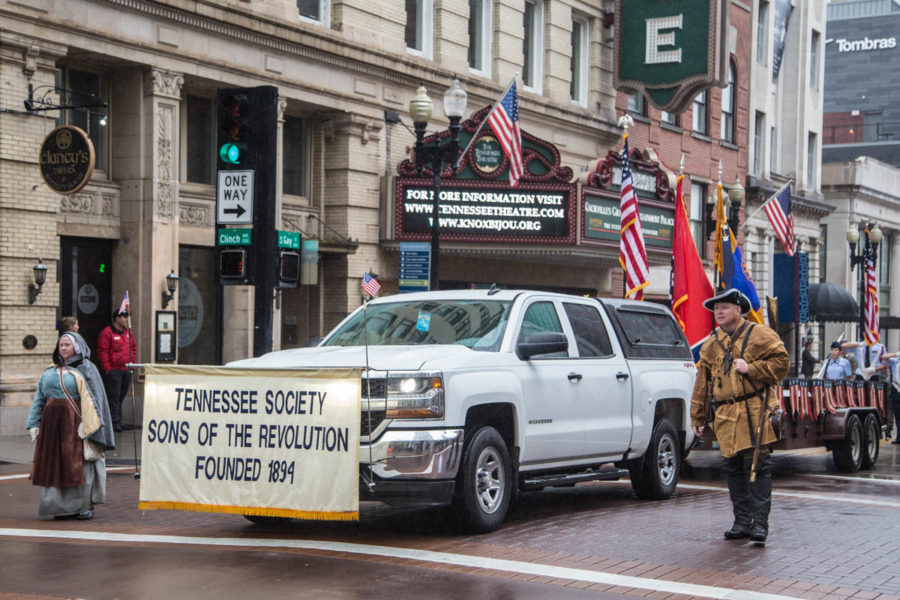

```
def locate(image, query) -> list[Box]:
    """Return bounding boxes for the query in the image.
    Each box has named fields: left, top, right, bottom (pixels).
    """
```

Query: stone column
left=114, top=68, right=183, bottom=373
left=320, top=111, right=382, bottom=330
left=890, top=233, right=900, bottom=349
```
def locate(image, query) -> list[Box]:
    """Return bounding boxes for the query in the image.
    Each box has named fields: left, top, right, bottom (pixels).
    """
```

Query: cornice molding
left=99, top=0, right=614, bottom=133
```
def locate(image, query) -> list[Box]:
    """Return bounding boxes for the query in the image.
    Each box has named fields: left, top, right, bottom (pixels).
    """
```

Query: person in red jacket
left=97, top=308, right=137, bottom=432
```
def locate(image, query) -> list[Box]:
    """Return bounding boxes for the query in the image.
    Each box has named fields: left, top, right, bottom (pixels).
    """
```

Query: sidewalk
left=0, top=428, right=142, bottom=467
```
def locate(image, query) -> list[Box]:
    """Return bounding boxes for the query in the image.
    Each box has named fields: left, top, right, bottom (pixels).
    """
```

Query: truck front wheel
left=832, top=414, right=864, bottom=473
left=450, top=426, right=512, bottom=533
left=629, top=418, right=680, bottom=500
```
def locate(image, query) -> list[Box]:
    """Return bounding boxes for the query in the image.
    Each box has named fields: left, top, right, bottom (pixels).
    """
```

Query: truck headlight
left=386, top=371, right=444, bottom=419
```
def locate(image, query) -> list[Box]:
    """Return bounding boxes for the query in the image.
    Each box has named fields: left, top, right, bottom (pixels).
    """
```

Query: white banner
left=138, top=366, right=361, bottom=521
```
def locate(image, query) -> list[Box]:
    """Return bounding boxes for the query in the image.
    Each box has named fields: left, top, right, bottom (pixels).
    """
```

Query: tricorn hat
left=703, top=288, right=751, bottom=314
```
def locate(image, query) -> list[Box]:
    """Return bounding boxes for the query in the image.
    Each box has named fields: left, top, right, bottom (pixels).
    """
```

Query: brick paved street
left=1, top=435, right=899, bottom=600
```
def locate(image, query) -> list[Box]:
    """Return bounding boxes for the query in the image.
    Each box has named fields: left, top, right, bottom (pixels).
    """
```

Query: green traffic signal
left=219, top=142, right=242, bottom=165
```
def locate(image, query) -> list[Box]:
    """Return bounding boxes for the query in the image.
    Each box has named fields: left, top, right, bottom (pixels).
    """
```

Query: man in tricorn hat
left=690, top=288, right=789, bottom=545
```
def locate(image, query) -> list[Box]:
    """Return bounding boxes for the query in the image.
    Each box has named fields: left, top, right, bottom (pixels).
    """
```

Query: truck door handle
left=616, top=372, right=629, bottom=381
left=567, top=372, right=583, bottom=382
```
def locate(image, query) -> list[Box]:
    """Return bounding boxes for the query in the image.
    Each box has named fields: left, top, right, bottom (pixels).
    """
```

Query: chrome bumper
left=361, top=428, right=464, bottom=480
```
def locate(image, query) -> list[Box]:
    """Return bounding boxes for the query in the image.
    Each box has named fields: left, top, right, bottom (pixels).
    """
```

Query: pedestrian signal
left=219, top=248, right=251, bottom=284
left=277, top=249, right=300, bottom=288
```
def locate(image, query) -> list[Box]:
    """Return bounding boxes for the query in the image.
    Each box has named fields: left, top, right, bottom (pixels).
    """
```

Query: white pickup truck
left=233, top=289, right=697, bottom=532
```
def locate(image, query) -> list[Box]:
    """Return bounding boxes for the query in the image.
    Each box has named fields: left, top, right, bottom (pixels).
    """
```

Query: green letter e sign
left=614, top=0, right=729, bottom=114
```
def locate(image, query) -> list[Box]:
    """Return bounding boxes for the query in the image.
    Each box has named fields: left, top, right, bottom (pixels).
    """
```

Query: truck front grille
left=361, top=378, right=386, bottom=438
left=361, top=379, right=386, bottom=398
left=360, top=410, right=386, bottom=437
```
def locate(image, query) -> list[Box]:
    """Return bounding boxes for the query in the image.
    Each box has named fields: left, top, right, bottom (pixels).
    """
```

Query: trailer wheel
left=629, top=418, right=680, bottom=500
left=450, top=426, right=512, bottom=533
left=861, top=413, right=880, bottom=470
left=832, top=414, right=864, bottom=473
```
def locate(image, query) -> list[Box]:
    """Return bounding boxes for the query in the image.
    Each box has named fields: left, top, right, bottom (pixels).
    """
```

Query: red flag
left=619, top=134, right=649, bottom=300
left=672, top=174, right=714, bottom=357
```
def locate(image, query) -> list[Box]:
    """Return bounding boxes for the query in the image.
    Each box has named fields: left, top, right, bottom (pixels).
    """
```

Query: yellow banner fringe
left=138, top=501, right=359, bottom=521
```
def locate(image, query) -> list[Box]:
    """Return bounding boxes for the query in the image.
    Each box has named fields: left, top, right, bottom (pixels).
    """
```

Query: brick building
left=0, top=0, right=749, bottom=432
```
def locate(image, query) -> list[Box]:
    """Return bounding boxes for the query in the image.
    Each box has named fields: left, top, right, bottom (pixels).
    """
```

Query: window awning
left=808, top=282, right=859, bottom=323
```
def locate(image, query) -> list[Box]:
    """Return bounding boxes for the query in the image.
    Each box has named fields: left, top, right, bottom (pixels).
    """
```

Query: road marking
left=799, top=472, right=900, bottom=484
left=677, top=482, right=900, bottom=508
left=0, top=527, right=803, bottom=600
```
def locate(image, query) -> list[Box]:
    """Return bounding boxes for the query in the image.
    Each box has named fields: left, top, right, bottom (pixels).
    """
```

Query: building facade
left=819, top=0, right=900, bottom=352
left=618, top=0, right=751, bottom=299
left=0, top=0, right=618, bottom=432
left=822, top=0, right=900, bottom=168
left=0, top=0, right=752, bottom=432
left=739, top=0, right=832, bottom=361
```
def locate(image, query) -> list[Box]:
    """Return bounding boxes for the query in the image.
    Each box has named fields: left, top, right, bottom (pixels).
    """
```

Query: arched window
left=721, top=60, right=736, bottom=143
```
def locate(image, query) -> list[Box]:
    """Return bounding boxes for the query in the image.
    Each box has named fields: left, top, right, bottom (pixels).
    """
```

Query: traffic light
left=216, top=87, right=277, bottom=171
left=277, top=249, right=300, bottom=288
left=219, top=248, right=251, bottom=284
left=218, top=92, right=249, bottom=168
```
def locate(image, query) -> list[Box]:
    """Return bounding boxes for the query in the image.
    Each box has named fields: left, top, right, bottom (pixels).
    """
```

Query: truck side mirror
left=516, top=332, right=568, bottom=360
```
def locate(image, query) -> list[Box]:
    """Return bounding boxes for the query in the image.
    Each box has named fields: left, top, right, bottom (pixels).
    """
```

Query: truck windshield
left=322, top=299, right=511, bottom=351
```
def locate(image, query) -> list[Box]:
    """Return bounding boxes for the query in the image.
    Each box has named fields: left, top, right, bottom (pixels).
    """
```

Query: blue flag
left=722, top=225, right=763, bottom=324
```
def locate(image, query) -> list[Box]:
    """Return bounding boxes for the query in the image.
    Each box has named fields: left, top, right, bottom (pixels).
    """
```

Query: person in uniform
left=841, top=340, right=887, bottom=381
left=821, top=342, right=853, bottom=380
left=690, top=289, right=790, bottom=545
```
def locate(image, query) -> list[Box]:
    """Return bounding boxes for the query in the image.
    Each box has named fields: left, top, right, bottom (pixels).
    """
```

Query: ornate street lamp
left=847, top=221, right=882, bottom=363
left=409, top=76, right=467, bottom=291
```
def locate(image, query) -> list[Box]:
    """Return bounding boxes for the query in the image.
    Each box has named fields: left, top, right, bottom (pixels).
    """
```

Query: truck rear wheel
left=629, top=418, right=680, bottom=500
left=861, top=413, right=880, bottom=470
left=832, top=414, right=864, bottom=473
left=450, top=426, right=511, bottom=533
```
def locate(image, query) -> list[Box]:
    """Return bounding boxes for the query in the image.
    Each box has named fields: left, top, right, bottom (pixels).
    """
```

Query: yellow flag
left=714, top=182, right=725, bottom=277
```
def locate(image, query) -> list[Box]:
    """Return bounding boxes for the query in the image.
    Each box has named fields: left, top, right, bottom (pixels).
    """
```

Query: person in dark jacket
left=97, top=309, right=137, bottom=432
left=801, top=340, right=817, bottom=379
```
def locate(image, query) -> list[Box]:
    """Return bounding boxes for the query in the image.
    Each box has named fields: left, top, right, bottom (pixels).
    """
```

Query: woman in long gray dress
left=26, top=333, right=110, bottom=519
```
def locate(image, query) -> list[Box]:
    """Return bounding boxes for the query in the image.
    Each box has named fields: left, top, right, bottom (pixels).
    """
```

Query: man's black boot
left=748, top=452, right=773, bottom=545
left=723, top=455, right=752, bottom=540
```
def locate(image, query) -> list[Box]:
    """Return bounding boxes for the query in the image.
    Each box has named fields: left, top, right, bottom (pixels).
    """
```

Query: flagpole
left=670, top=156, right=684, bottom=310
left=743, top=180, right=792, bottom=231
left=794, top=242, right=801, bottom=377
left=714, top=162, right=723, bottom=290
left=454, top=76, right=517, bottom=171
left=618, top=114, right=634, bottom=299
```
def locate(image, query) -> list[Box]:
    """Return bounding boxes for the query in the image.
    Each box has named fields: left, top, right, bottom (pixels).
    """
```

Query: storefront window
left=406, top=0, right=433, bottom=58
left=283, top=115, right=307, bottom=197
left=186, top=95, right=215, bottom=185
left=178, top=246, right=221, bottom=364
left=61, top=68, right=107, bottom=172
left=298, top=0, right=330, bottom=25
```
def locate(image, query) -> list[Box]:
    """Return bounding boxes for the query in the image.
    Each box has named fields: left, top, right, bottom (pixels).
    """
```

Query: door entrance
left=59, top=236, right=113, bottom=367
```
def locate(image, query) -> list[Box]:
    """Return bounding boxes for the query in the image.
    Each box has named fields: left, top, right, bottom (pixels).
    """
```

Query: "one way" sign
left=217, top=170, right=254, bottom=224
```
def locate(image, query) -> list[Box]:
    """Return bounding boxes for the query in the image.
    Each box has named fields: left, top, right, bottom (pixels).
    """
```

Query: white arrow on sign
left=217, top=170, right=254, bottom=224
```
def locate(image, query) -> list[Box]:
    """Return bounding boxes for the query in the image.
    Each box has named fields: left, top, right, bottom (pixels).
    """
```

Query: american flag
left=118, top=291, right=130, bottom=315
left=361, top=273, right=381, bottom=298
left=763, top=182, right=795, bottom=256
left=618, top=135, right=649, bottom=300
left=487, top=81, right=524, bottom=187
left=865, top=252, right=879, bottom=344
